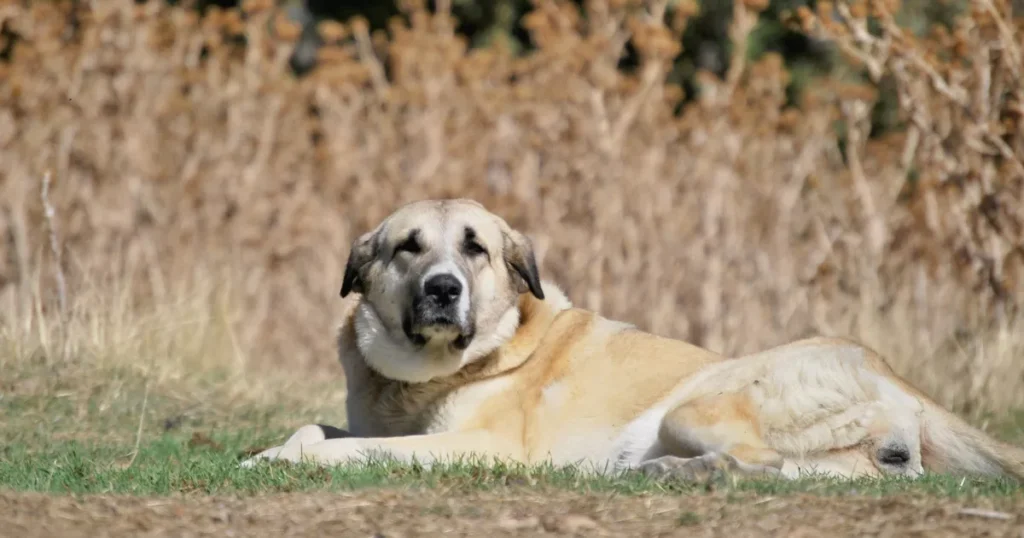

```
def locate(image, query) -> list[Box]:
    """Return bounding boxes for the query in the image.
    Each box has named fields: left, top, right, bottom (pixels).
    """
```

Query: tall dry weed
left=1, top=0, right=1023, bottom=419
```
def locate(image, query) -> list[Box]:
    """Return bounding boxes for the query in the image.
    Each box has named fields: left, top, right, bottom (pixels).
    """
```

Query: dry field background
left=2, top=0, right=1024, bottom=426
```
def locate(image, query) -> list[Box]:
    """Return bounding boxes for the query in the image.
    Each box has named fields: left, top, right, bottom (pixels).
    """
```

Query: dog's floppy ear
left=340, top=228, right=380, bottom=298
left=502, top=228, right=545, bottom=300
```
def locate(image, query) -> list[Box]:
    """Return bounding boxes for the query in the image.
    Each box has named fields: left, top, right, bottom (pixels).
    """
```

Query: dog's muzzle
left=403, top=273, right=474, bottom=350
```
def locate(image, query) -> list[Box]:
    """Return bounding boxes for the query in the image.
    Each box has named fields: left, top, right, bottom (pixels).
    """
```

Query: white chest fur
left=427, top=375, right=517, bottom=434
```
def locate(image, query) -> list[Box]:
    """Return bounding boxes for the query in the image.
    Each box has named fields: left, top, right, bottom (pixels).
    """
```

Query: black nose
left=423, top=274, right=463, bottom=306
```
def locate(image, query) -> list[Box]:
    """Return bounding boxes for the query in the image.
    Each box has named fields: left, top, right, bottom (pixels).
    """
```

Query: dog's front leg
left=240, top=428, right=517, bottom=468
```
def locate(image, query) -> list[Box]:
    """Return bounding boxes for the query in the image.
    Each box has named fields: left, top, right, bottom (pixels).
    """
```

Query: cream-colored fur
left=241, top=199, right=1024, bottom=484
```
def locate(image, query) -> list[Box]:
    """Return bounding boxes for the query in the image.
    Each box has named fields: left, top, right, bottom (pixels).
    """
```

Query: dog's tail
left=918, top=400, right=1024, bottom=481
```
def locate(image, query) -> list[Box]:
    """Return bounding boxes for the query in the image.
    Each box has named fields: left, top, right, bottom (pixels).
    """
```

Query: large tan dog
left=241, top=199, right=1024, bottom=482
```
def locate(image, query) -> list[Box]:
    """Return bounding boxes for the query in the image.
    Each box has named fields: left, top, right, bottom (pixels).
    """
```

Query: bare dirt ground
left=4, top=489, right=1023, bottom=537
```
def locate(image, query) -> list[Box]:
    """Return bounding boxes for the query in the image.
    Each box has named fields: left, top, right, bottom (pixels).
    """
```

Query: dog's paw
left=638, top=453, right=736, bottom=483
left=638, top=453, right=780, bottom=484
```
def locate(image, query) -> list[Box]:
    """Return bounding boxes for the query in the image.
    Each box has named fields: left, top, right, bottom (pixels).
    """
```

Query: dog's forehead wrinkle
left=451, top=215, right=503, bottom=249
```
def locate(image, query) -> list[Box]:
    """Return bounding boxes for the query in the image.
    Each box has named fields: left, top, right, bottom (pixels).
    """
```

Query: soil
left=3, top=489, right=1023, bottom=537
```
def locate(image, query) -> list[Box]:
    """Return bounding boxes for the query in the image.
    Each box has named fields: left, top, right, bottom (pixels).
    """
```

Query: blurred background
left=2, top=0, right=1024, bottom=425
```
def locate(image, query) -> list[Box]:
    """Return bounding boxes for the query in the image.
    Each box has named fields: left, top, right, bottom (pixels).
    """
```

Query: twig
left=125, top=382, right=151, bottom=469
left=979, top=0, right=1021, bottom=80
left=610, top=62, right=660, bottom=150
left=646, top=0, right=669, bottom=23
left=41, top=170, right=67, bottom=319
left=956, top=507, right=1013, bottom=520
left=40, top=169, right=69, bottom=359
left=352, top=20, right=390, bottom=99
left=841, top=100, right=887, bottom=260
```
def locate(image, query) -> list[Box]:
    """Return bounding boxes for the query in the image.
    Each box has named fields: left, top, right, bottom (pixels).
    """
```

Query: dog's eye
left=395, top=237, right=421, bottom=255
left=464, top=241, right=487, bottom=257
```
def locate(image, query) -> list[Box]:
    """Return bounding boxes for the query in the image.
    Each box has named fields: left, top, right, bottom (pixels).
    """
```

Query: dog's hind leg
left=638, top=392, right=783, bottom=483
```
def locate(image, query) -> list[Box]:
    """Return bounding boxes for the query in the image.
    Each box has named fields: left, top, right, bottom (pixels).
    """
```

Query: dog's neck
left=482, top=284, right=573, bottom=376
left=344, top=281, right=572, bottom=386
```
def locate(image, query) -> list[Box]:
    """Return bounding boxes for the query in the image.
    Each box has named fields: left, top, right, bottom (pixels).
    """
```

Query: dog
left=241, top=198, right=1024, bottom=483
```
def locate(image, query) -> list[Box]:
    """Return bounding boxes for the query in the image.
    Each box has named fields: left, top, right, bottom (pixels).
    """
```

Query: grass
left=3, top=362, right=1024, bottom=500
left=0, top=270, right=1022, bottom=504
left=5, top=428, right=1024, bottom=499
left=4, top=427, right=1024, bottom=499
left=0, top=253, right=1022, bottom=508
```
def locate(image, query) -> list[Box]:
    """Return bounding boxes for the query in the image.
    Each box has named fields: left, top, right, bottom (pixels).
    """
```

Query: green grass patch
left=3, top=362, right=1023, bottom=500
left=2, top=431, right=1023, bottom=498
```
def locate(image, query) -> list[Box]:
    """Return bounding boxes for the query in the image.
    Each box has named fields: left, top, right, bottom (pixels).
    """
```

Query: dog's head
left=340, top=199, right=545, bottom=383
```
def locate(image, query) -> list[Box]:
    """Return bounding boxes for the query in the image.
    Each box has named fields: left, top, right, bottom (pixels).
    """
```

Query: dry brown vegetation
left=1, top=0, right=1024, bottom=420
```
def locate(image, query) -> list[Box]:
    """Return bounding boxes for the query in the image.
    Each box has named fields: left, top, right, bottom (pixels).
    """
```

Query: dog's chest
left=426, top=375, right=519, bottom=434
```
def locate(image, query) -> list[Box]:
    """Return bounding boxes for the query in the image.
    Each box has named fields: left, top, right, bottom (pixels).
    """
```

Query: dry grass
left=1, top=0, right=1023, bottom=424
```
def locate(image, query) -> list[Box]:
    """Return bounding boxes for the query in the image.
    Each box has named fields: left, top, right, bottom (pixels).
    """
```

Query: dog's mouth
left=402, top=312, right=475, bottom=351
